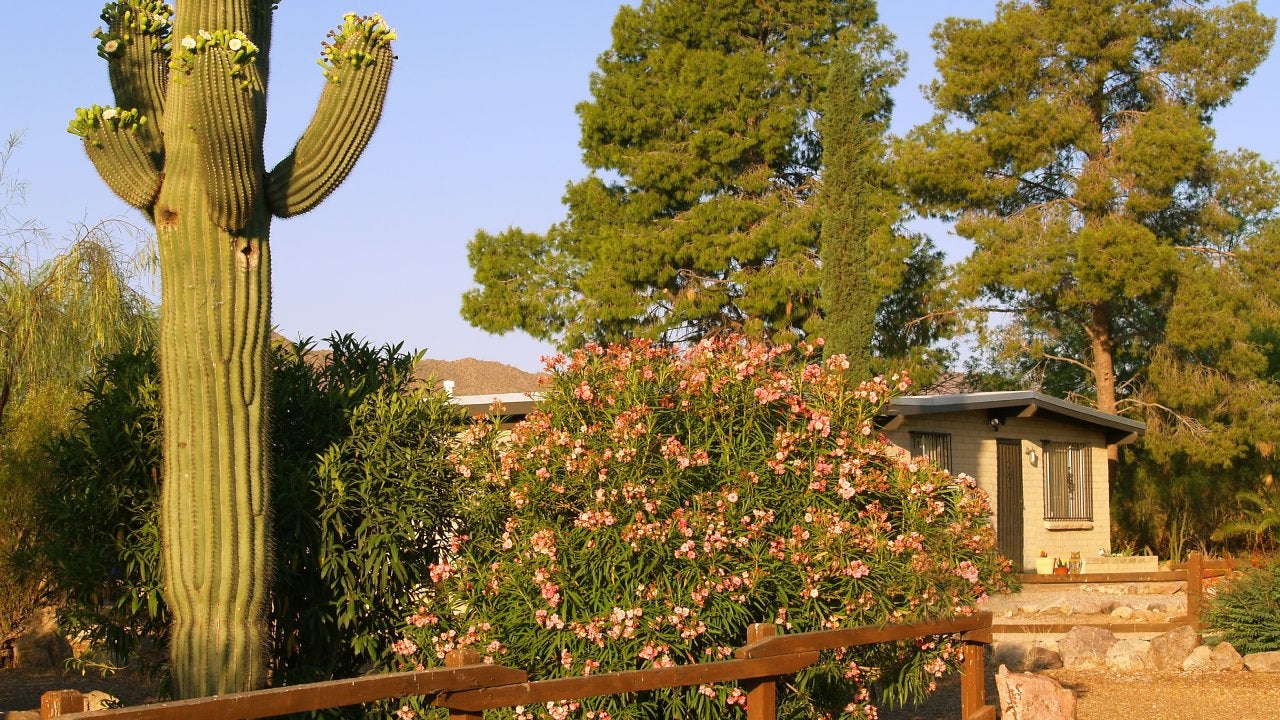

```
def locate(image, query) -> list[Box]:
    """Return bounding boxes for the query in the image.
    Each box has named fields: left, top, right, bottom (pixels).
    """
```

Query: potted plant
left=1034, top=550, right=1055, bottom=575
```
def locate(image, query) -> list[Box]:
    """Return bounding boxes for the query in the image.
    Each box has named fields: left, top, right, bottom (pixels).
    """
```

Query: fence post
left=743, top=623, right=778, bottom=720
left=40, top=690, right=84, bottom=719
left=1187, top=550, right=1204, bottom=633
left=960, top=639, right=987, bottom=720
left=446, top=647, right=484, bottom=720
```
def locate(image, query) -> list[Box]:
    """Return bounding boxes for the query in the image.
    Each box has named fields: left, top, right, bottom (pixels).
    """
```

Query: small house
left=877, top=391, right=1145, bottom=572
left=441, top=363, right=1145, bottom=573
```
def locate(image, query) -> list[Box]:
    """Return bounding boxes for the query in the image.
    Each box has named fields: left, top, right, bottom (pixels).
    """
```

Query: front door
left=996, top=439, right=1025, bottom=571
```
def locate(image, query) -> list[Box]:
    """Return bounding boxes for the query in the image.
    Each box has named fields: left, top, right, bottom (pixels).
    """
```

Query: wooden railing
left=40, top=612, right=996, bottom=720
left=992, top=551, right=1235, bottom=635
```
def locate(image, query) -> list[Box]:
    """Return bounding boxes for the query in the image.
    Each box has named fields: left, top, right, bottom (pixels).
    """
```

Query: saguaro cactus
left=69, top=1, right=395, bottom=696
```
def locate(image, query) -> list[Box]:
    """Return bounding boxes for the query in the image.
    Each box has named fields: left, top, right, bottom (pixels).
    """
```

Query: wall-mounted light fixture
left=1026, top=448, right=1039, bottom=467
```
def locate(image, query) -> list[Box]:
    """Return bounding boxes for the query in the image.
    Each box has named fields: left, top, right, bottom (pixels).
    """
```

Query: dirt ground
left=875, top=665, right=1280, bottom=720
left=0, top=667, right=157, bottom=716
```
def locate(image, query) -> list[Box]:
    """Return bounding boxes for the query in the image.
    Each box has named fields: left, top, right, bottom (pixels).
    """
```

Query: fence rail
left=41, top=612, right=996, bottom=720
left=992, top=551, right=1235, bottom=635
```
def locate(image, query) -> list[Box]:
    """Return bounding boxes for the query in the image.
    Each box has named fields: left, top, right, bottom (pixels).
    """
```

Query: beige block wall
left=883, top=411, right=1111, bottom=571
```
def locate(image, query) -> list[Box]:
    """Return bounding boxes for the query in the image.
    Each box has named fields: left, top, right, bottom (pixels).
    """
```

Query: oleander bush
left=395, top=336, right=1011, bottom=720
left=30, top=334, right=465, bottom=695
left=1203, top=560, right=1280, bottom=654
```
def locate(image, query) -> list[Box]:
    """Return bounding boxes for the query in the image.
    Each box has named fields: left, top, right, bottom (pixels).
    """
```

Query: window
left=1043, top=441, right=1092, bottom=520
left=910, top=432, right=952, bottom=472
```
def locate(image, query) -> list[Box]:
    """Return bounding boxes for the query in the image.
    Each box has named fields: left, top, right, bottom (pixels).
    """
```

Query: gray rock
left=1059, top=626, right=1118, bottom=669
left=1182, top=644, right=1217, bottom=672
left=1027, top=644, right=1065, bottom=671
left=1149, top=625, right=1200, bottom=670
left=1211, top=642, right=1245, bottom=672
left=1106, top=639, right=1151, bottom=671
left=84, top=691, right=120, bottom=711
left=993, top=640, right=1064, bottom=672
left=1244, top=650, right=1280, bottom=672
left=995, top=665, right=1078, bottom=720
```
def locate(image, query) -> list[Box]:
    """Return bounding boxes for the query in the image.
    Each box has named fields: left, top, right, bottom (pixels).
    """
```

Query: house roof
left=882, top=390, right=1146, bottom=446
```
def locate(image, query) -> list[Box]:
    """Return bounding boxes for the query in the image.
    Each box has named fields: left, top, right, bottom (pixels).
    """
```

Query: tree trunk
left=1086, top=302, right=1119, bottom=464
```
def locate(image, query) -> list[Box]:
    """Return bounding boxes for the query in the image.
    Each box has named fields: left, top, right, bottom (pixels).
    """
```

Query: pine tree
left=464, top=0, right=921, bottom=356
left=899, top=0, right=1275, bottom=438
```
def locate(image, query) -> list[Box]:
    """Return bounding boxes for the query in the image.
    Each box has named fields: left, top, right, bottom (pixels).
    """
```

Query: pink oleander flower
left=391, top=638, right=418, bottom=656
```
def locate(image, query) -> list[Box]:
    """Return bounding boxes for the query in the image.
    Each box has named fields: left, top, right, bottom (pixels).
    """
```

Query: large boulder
left=11, top=607, right=72, bottom=671
left=1244, top=651, right=1280, bottom=672
left=994, top=665, right=1077, bottom=720
left=1148, top=625, right=1199, bottom=670
left=1059, top=626, right=1118, bottom=669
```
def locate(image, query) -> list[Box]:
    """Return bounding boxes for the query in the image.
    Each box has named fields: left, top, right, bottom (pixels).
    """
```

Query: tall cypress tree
left=817, top=41, right=883, bottom=377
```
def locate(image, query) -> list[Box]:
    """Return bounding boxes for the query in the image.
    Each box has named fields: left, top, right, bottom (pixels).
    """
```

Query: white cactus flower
left=103, top=40, right=120, bottom=53
left=102, top=107, right=118, bottom=121
left=181, top=36, right=196, bottom=50
left=228, top=38, right=243, bottom=51
left=199, top=29, right=213, bottom=40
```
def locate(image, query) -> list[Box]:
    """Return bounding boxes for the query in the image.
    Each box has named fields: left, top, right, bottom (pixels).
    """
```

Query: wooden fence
left=991, top=551, right=1235, bottom=635
left=40, top=612, right=996, bottom=720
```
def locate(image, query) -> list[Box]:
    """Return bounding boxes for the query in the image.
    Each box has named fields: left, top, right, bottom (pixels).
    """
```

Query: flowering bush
left=396, top=337, right=1010, bottom=720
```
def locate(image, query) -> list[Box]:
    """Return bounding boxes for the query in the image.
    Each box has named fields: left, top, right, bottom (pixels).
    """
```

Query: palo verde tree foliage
left=463, top=0, right=945, bottom=371
left=898, top=0, right=1275, bottom=427
left=0, top=133, right=154, bottom=648
left=32, top=335, right=464, bottom=706
left=69, top=1, right=395, bottom=696
left=395, top=337, right=1010, bottom=720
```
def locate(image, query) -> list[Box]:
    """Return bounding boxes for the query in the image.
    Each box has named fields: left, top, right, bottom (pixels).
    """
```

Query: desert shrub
left=395, top=336, right=1011, bottom=720
left=1203, top=561, right=1280, bottom=654
left=31, top=334, right=464, bottom=690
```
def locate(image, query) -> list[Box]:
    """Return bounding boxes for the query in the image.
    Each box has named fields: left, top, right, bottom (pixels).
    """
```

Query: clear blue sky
left=5, top=2, right=1277, bottom=372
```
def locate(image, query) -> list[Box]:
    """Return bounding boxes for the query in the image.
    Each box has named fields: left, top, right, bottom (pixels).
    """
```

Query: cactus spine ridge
left=177, top=31, right=265, bottom=232
left=266, top=14, right=395, bottom=218
left=70, top=105, right=162, bottom=209
left=96, top=1, right=172, bottom=154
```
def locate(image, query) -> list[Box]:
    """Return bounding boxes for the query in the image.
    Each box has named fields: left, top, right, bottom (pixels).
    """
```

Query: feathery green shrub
left=1203, top=561, right=1280, bottom=654
left=30, top=334, right=464, bottom=691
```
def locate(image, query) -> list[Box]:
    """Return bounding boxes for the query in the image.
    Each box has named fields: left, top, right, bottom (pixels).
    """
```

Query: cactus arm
left=69, top=105, right=163, bottom=210
left=96, top=1, right=173, bottom=155
left=171, top=30, right=266, bottom=234
left=266, top=14, right=395, bottom=218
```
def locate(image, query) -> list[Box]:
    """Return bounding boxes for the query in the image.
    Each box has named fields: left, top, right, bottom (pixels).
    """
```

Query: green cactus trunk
left=73, top=1, right=395, bottom=696
left=159, top=2, right=272, bottom=698
left=156, top=97, right=272, bottom=699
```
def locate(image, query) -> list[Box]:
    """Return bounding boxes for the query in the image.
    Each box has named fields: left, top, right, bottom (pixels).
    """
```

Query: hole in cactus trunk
left=236, top=239, right=260, bottom=269
left=156, top=206, right=178, bottom=228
